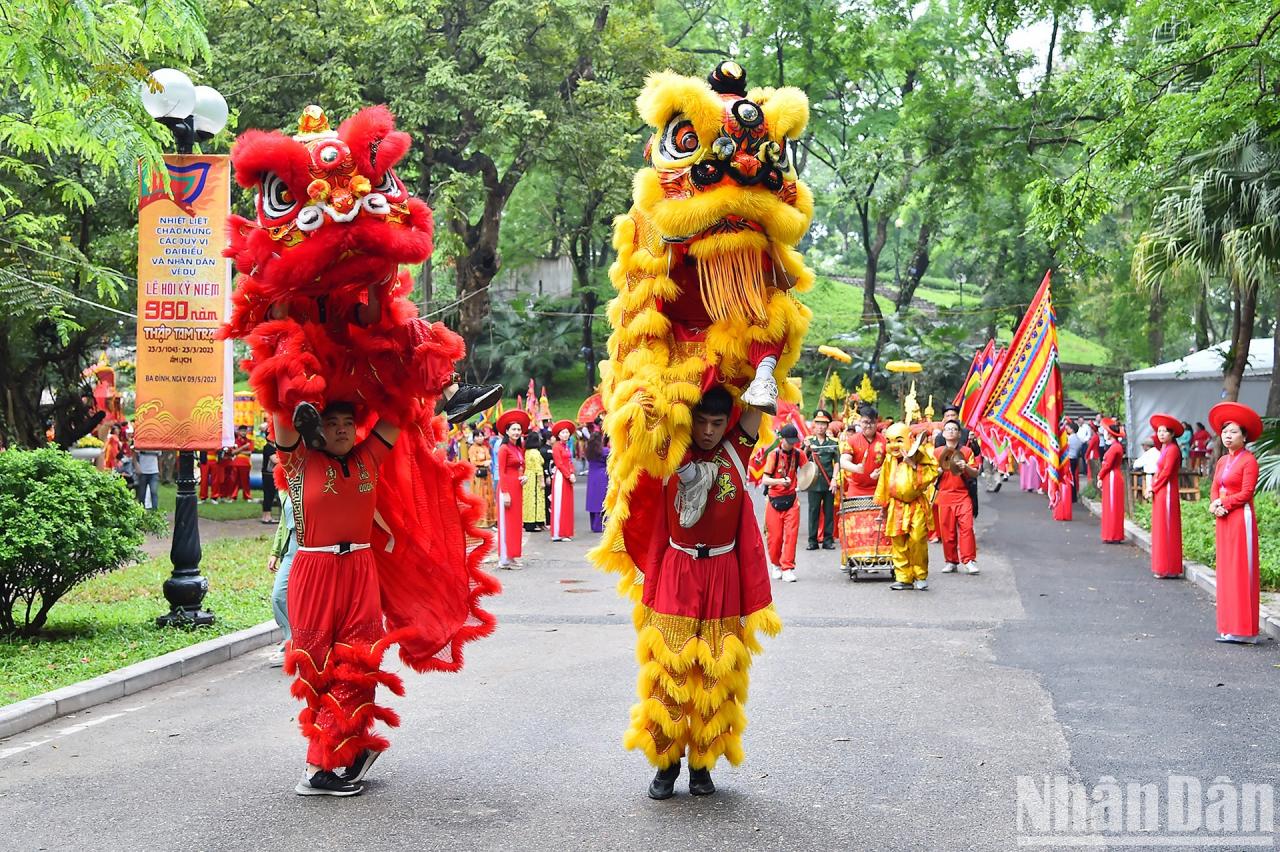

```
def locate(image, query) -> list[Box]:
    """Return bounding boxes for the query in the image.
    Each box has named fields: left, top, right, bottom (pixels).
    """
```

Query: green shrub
left=1130, top=493, right=1280, bottom=590
left=0, top=447, right=165, bottom=636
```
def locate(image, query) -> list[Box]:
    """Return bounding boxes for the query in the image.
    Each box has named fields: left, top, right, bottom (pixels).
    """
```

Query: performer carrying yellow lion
left=590, top=61, right=814, bottom=799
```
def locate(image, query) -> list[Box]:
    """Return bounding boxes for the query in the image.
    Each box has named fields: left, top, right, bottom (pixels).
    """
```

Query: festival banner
left=954, top=338, right=997, bottom=424
left=973, top=270, right=1065, bottom=487
left=133, top=154, right=234, bottom=450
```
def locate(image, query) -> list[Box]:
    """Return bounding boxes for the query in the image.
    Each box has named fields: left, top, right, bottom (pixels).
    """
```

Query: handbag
left=769, top=493, right=797, bottom=511
left=474, top=467, right=489, bottom=479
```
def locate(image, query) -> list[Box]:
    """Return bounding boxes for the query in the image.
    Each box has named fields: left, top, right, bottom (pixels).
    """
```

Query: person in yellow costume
left=874, top=423, right=939, bottom=591
left=589, top=60, right=815, bottom=800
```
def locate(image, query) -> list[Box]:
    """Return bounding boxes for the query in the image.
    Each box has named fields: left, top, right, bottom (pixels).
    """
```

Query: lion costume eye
left=658, top=117, right=700, bottom=162
left=372, top=168, right=406, bottom=202
left=259, top=172, right=297, bottom=222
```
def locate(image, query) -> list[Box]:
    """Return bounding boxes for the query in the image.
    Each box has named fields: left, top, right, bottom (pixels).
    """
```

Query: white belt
left=669, top=540, right=735, bottom=559
left=297, top=542, right=371, bottom=555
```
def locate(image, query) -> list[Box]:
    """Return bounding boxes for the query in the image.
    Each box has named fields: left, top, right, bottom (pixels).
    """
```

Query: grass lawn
left=997, top=325, right=1111, bottom=367
left=0, top=535, right=274, bottom=705
left=795, top=276, right=892, bottom=345
left=157, top=483, right=263, bottom=522
left=1129, top=491, right=1280, bottom=591
left=914, top=286, right=982, bottom=309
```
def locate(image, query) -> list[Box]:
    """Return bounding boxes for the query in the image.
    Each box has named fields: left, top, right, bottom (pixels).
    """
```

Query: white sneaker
left=675, top=461, right=719, bottom=528
left=940, top=562, right=958, bottom=573
left=266, top=649, right=285, bottom=668
left=770, top=567, right=783, bottom=580
left=964, top=562, right=980, bottom=575
left=913, top=579, right=929, bottom=591
left=781, top=570, right=797, bottom=583
left=740, top=373, right=779, bottom=414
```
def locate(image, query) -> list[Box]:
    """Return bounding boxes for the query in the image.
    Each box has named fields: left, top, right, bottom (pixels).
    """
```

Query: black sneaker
left=889, top=581, right=913, bottom=591
left=295, top=769, right=363, bottom=797
left=822, top=541, right=837, bottom=550
left=441, top=383, right=503, bottom=425
left=648, top=760, right=681, bottom=800
left=292, top=402, right=326, bottom=450
left=805, top=543, right=818, bottom=551
left=688, top=766, right=715, bottom=796
left=338, top=748, right=380, bottom=783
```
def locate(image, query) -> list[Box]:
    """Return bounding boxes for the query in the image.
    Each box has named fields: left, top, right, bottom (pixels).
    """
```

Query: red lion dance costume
left=220, top=105, right=499, bottom=772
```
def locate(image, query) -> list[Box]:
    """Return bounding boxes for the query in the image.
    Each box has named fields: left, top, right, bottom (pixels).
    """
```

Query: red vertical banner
left=133, top=154, right=234, bottom=450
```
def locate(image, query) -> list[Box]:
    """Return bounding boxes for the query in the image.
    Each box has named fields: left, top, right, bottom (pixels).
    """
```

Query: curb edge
left=0, top=620, right=282, bottom=741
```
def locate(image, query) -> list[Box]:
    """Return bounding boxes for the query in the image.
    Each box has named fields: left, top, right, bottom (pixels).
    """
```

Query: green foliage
left=0, top=535, right=272, bottom=704
left=0, top=448, right=166, bottom=636
left=1131, top=492, right=1280, bottom=590
left=473, top=294, right=583, bottom=390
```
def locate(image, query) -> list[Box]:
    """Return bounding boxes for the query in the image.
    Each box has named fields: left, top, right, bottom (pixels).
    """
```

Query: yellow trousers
left=623, top=606, right=781, bottom=771
left=889, top=522, right=930, bottom=583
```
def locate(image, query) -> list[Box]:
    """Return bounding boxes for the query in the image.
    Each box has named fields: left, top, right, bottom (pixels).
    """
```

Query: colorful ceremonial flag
left=525, top=379, right=538, bottom=418
left=954, top=339, right=997, bottom=425
left=973, top=270, right=1065, bottom=488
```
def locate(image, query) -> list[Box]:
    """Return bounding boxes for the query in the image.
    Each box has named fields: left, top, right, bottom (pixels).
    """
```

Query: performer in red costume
left=231, top=424, right=254, bottom=500
left=1096, top=419, right=1127, bottom=544
left=1147, top=413, right=1184, bottom=578
left=838, top=406, right=893, bottom=576
left=220, top=105, right=503, bottom=797
left=496, top=410, right=529, bottom=568
left=1208, top=402, right=1263, bottom=643
left=550, top=419, right=576, bottom=542
left=933, top=419, right=978, bottom=574
left=274, top=402, right=400, bottom=796
left=626, top=385, right=778, bottom=800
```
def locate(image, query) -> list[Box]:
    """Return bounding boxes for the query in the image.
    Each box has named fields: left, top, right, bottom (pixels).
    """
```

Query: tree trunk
left=893, top=222, right=932, bottom=312
left=1267, top=284, right=1280, bottom=417
left=1147, top=286, right=1166, bottom=364
left=1194, top=281, right=1211, bottom=351
left=1222, top=280, right=1259, bottom=402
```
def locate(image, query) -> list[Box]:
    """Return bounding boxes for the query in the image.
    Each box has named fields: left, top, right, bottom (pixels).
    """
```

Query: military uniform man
left=804, top=409, right=840, bottom=550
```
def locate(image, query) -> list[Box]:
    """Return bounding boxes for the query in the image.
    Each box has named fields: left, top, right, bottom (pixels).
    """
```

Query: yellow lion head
left=633, top=61, right=814, bottom=281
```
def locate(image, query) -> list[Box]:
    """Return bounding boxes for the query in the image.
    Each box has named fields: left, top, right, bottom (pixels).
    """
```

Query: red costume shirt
left=279, top=433, right=393, bottom=547
left=933, top=445, right=974, bottom=501
left=233, top=434, right=253, bottom=467
left=666, top=426, right=756, bottom=550
left=844, top=433, right=886, bottom=496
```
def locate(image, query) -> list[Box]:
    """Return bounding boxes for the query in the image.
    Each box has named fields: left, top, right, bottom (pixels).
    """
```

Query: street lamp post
left=139, top=68, right=227, bottom=628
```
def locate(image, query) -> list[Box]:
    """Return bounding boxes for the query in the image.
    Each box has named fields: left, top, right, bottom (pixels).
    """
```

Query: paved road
left=3, top=481, right=1277, bottom=850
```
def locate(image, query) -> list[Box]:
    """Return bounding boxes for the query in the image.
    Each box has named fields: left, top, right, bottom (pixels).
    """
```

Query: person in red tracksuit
left=761, top=423, right=808, bottom=583
left=933, top=419, right=979, bottom=574
left=199, top=449, right=219, bottom=502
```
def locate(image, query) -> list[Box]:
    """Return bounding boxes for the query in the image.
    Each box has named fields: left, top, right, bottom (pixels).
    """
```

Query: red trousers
left=228, top=463, right=251, bottom=500
left=284, top=549, right=403, bottom=769
left=199, top=462, right=216, bottom=499
left=937, top=497, right=976, bottom=564
left=214, top=461, right=235, bottom=498
left=765, top=502, right=800, bottom=570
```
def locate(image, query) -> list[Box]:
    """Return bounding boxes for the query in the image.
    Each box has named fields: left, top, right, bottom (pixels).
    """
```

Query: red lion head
left=225, top=105, right=432, bottom=302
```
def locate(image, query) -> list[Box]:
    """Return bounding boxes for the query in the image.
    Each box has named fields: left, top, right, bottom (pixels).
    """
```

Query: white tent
left=1123, top=338, right=1273, bottom=457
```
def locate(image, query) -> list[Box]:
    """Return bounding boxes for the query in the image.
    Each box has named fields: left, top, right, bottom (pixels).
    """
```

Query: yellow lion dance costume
left=589, top=61, right=814, bottom=777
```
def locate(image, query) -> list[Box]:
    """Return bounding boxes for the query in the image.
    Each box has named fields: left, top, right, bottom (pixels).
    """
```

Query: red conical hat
left=1209, top=401, right=1263, bottom=442
left=551, top=419, right=576, bottom=437
left=495, top=409, right=531, bottom=434
left=1149, top=413, right=1184, bottom=437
